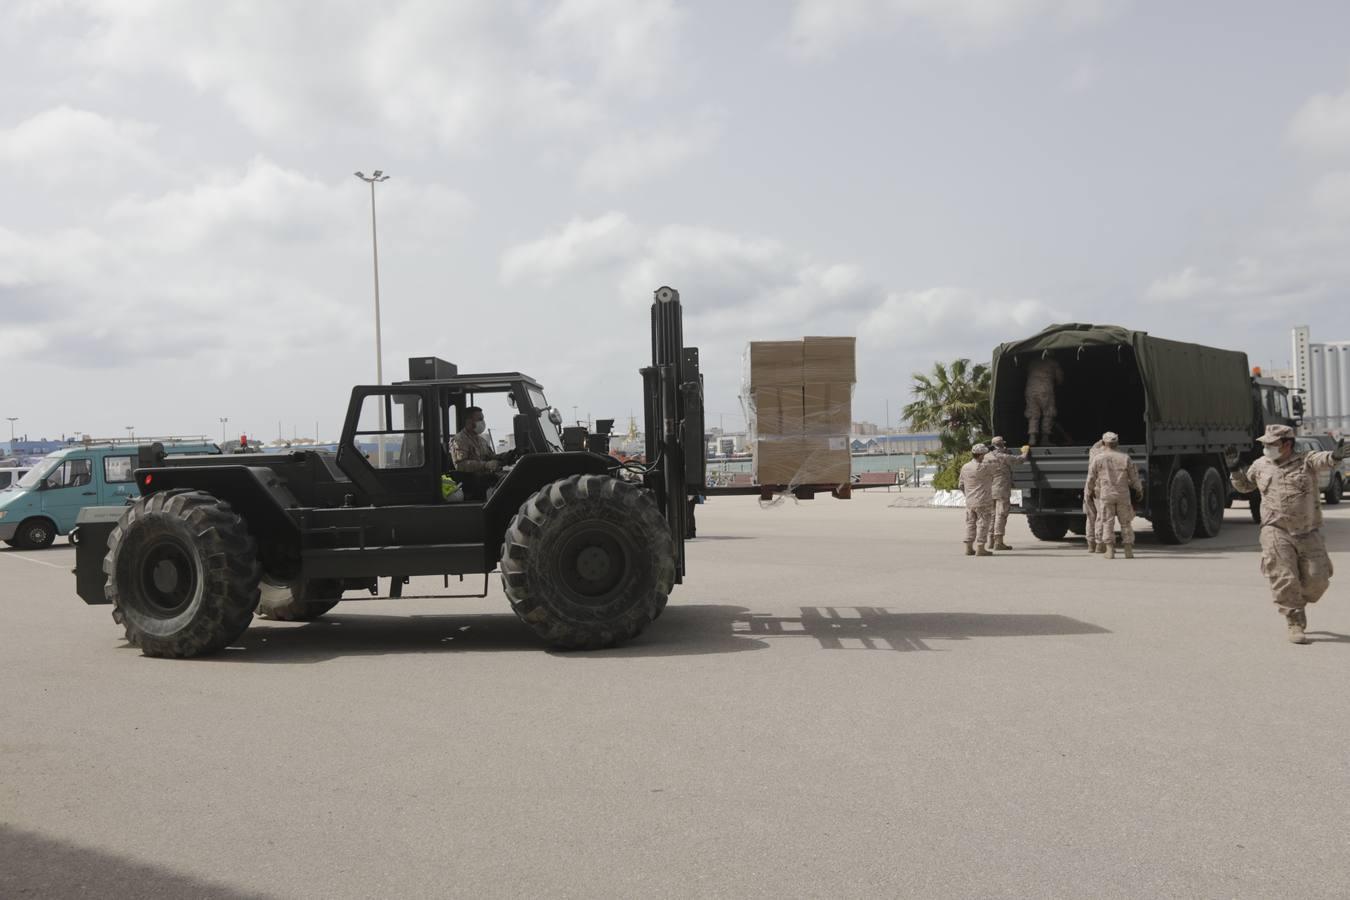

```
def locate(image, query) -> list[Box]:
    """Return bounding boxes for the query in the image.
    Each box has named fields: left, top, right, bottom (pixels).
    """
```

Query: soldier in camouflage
left=450, top=407, right=505, bottom=477
left=959, top=444, right=995, bottom=557
left=1083, top=439, right=1106, bottom=553
left=1085, top=432, right=1142, bottom=559
left=1024, top=355, right=1064, bottom=446
left=1231, top=424, right=1346, bottom=644
left=985, top=436, right=1029, bottom=551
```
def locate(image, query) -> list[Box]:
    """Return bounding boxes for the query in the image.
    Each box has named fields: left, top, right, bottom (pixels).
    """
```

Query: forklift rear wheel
left=501, top=474, right=675, bottom=650
left=257, top=575, right=342, bottom=621
left=105, top=489, right=261, bottom=658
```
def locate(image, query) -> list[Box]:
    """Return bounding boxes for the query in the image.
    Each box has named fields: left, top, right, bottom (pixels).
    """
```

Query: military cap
left=991, top=436, right=1006, bottom=447
left=1257, top=424, right=1295, bottom=444
left=971, top=443, right=990, bottom=455
left=1102, top=431, right=1119, bottom=443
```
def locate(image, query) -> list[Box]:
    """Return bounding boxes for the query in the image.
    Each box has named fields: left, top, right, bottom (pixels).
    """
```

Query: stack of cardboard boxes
left=747, top=336, right=856, bottom=486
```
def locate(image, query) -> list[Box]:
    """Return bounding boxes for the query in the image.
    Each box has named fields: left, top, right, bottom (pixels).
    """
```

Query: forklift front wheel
left=501, top=474, right=675, bottom=650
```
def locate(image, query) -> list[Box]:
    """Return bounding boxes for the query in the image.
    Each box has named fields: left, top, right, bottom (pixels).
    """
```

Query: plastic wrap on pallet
left=744, top=337, right=856, bottom=489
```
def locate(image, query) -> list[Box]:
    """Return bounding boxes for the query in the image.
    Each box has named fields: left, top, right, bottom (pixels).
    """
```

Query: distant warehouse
left=1293, top=325, right=1350, bottom=433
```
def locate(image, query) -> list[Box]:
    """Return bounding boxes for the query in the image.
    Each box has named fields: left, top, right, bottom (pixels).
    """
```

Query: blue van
left=0, top=441, right=219, bottom=549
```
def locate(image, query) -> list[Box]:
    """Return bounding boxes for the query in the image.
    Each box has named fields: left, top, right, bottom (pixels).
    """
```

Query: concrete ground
left=2, top=493, right=1348, bottom=899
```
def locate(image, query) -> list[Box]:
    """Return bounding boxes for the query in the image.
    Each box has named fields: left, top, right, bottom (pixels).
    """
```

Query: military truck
left=71, top=287, right=703, bottom=657
left=991, top=324, right=1295, bottom=545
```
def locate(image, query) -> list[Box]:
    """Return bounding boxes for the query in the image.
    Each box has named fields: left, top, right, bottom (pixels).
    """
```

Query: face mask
left=1262, top=446, right=1281, bottom=460
left=472, top=420, right=486, bottom=435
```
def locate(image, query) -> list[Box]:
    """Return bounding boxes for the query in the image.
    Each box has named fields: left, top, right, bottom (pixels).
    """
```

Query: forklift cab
left=335, top=364, right=566, bottom=506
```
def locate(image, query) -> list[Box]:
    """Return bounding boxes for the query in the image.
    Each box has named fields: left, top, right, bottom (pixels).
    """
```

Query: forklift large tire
left=500, top=474, right=674, bottom=650
left=1193, top=466, right=1225, bottom=539
left=104, top=489, right=261, bottom=658
left=1027, top=514, right=1070, bottom=541
left=256, top=575, right=342, bottom=621
left=13, top=517, right=56, bottom=550
left=1152, top=468, right=1197, bottom=545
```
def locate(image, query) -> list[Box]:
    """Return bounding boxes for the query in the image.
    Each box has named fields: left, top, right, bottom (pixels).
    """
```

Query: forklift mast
left=642, top=286, right=704, bottom=579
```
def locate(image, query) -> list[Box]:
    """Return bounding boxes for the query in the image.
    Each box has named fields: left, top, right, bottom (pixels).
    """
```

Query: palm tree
left=902, top=358, right=992, bottom=456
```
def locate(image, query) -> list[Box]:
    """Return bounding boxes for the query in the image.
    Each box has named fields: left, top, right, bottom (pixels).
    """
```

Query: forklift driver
left=450, top=407, right=504, bottom=474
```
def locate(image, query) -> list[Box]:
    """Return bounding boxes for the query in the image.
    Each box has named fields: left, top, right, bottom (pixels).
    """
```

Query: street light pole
left=5, top=417, right=16, bottom=442
left=219, top=417, right=229, bottom=445
left=125, top=426, right=134, bottom=441
left=355, top=170, right=390, bottom=466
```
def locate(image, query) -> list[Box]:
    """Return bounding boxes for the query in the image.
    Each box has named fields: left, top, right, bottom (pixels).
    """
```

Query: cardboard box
left=754, top=436, right=806, bottom=485
left=802, top=336, right=856, bottom=384
left=752, top=386, right=804, bottom=436
left=748, top=340, right=804, bottom=387
left=803, top=382, right=852, bottom=435
left=797, top=435, right=852, bottom=485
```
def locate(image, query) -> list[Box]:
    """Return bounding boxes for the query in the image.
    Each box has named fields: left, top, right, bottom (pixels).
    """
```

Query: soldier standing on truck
left=986, top=437, right=1029, bottom=551
left=1231, top=424, right=1346, bottom=644
left=959, top=444, right=996, bottom=557
left=1084, top=439, right=1106, bottom=553
left=1024, top=354, right=1064, bottom=446
left=1085, top=432, right=1142, bottom=559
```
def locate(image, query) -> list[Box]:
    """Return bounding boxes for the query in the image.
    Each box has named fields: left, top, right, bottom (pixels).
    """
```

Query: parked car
left=0, top=441, right=219, bottom=549
left=1295, top=435, right=1344, bottom=505
left=0, top=467, right=33, bottom=491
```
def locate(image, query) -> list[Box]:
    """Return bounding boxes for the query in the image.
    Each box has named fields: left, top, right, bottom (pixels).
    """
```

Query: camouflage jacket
left=1085, top=448, right=1141, bottom=501
left=450, top=429, right=497, bottom=474
left=958, top=458, right=996, bottom=507
left=1232, top=450, right=1336, bottom=534
left=986, top=449, right=1025, bottom=500
left=1083, top=441, right=1106, bottom=498
left=1025, top=358, right=1064, bottom=398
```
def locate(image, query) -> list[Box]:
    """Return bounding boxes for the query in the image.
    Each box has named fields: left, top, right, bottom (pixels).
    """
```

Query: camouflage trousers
left=1096, top=496, right=1134, bottom=545
left=964, top=504, right=993, bottom=545
left=1084, top=492, right=1098, bottom=543
left=991, top=497, right=1012, bottom=537
left=1260, top=527, right=1333, bottom=612
left=1025, top=390, right=1056, bottom=439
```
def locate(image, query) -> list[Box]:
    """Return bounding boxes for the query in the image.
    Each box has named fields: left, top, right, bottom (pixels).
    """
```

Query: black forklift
left=72, top=286, right=703, bottom=657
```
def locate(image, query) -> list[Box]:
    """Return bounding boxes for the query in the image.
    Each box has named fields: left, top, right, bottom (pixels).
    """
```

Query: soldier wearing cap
left=1085, top=431, right=1142, bottom=559
left=1232, top=424, right=1347, bottom=644
left=985, top=436, right=1029, bottom=551
left=1083, top=438, right=1107, bottom=553
left=958, top=443, right=996, bottom=557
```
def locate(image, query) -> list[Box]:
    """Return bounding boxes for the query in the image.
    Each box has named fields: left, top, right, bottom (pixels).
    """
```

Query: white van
left=0, top=467, right=33, bottom=491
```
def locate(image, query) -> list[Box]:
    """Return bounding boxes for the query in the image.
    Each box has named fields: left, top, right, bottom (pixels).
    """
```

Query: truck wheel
left=1067, top=515, right=1087, bottom=536
left=1326, top=473, right=1344, bottom=506
left=1153, top=469, right=1197, bottom=544
left=1193, top=467, right=1225, bottom=539
left=104, top=490, right=261, bottom=658
left=500, top=474, right=674, bottom=650
left=256, top=575, right=342, bottom=621
left=1027, top=514, right=1070, bottom=541
left=14, top=517, right=56, bottom=550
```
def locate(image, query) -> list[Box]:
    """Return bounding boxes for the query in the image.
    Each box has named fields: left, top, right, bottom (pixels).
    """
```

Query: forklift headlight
left=548, top=407, right=563, bottom=427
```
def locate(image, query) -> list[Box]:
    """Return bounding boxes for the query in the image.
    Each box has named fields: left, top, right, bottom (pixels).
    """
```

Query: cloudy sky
left=2, top=0, right=1349, bottom=443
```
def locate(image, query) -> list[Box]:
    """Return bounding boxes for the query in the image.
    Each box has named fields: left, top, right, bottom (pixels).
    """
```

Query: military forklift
left=72, top=286, right=704, bottom=657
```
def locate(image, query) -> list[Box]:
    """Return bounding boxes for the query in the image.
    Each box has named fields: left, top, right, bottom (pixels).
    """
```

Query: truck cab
left=0, top=441, right=219, bottom=549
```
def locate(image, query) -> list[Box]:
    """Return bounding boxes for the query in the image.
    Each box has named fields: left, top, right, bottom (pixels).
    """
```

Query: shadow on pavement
left=185, top=604, right=1108, bottom=662
left=737, top=606, right=1110, bottom=651
left=190, top=604, right=772, bottom=664
left=1306, top=631, right=1350, bottom=643
left=0, top=825, right=266, bottom=899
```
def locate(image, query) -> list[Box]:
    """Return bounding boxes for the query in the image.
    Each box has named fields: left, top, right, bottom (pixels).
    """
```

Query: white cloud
left=860, top=287, right=1060, bottom=349
left=0, top=106, right=157, bottom=181
left=536, top=0, right=687, bottom=98
left=500, top=212, right=642, bottom=286
left=787, top=0, right=1117, bottom=58
left=578, top=110, right=723, bottom=190
left=1287, top=82, right=1350, bottom=156
left=1310, top=170, right=1350, bottom=218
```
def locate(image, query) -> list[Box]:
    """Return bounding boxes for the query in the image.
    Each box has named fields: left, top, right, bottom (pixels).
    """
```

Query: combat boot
left=1104, top=543, right=1115, bottom=559
left=1095, top=543, right=1108, bottom=554
left=975, top=544, right=992, bottom=557
left=1287, top=609, right=1309, bottom=644
left=993, top=536, right=1012, bottom=551
left=1086, top=540, right=1097, bottom=553
left=1123, top=544, right=1134, bottom=559
left=964, top=542, right=975, bottom=557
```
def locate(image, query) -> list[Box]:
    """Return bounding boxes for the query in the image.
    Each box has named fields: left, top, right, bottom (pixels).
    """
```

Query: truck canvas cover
left=992, top=323, right=1252, bottom=430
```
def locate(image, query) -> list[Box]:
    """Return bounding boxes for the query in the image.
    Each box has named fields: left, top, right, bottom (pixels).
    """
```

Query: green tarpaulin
left=992, top=324, right=1252, bottom=429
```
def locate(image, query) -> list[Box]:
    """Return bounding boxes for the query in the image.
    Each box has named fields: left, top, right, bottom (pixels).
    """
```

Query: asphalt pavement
left=2, top=493, right=1348, bottom=898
